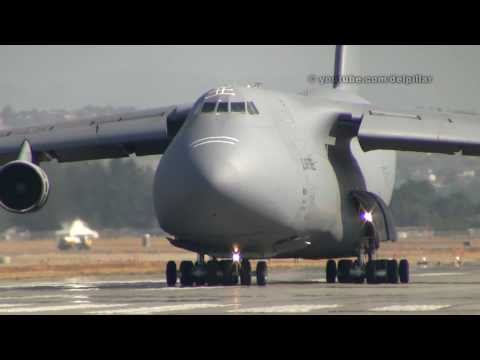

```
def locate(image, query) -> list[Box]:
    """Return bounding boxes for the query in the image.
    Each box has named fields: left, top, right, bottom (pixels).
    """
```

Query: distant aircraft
left=56, top=219, right=98, bottom=251
left=0, top=45, right=474, bottom=286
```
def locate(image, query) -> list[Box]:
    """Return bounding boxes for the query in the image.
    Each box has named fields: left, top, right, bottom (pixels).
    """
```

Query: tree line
left=390, top=180, right=480, bottom=231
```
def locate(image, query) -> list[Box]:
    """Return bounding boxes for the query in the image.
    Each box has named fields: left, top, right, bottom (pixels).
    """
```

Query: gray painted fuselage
left=154, top=86, right=396, bottom=260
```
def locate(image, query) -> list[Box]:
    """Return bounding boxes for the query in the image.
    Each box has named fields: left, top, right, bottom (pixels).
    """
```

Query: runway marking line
left=370, top=305, right=450, bottom=312
left=89, top=303, right=234, bottom=315
left=0, top=303, right=129, bottom=314
left=228, top=304, right=340, bottom=314
left=414, top=273, right=466, bottom=277
left=0, top=304, right=34, bottom=308
left=2, top=294, right=85, bottom=300
left=0, top=279, right=166, bottom=291
left=65, top=288, right=100, bottom=292
left=160, top=286, right=227, bottom=291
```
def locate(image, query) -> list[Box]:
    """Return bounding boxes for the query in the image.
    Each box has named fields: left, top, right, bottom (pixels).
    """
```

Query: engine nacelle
left=0, top=160, right=50, bottom=213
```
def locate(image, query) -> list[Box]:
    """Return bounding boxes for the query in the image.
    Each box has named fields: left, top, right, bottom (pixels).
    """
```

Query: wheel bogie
left=165, top=256, right=410, bottom=288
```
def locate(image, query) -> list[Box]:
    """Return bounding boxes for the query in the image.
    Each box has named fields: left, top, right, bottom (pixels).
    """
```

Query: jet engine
left=0, top=160, right=50, bottom=213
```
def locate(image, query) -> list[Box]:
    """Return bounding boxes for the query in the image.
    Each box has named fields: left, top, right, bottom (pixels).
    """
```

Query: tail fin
left=333, top=45, right=347, bottom=89
left=333, top=45, right=359, bottom=92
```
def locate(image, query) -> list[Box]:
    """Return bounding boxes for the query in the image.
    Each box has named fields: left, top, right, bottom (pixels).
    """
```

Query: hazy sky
left=0, top=45, right=479, bottom=112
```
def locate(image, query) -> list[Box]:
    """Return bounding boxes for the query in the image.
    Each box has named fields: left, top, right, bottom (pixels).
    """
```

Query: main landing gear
left=326, top=242, right=410, bottom=285
left=326, top=258, right=409, bottom=284
left=166, top=255, right=269, bottom=287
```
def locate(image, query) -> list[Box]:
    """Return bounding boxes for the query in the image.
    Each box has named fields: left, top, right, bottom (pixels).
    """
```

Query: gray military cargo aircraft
left=0, top=45, right=474, bottom=287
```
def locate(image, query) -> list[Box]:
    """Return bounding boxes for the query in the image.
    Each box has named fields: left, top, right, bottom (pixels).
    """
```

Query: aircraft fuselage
left=153, top=86, right=396, bottom=260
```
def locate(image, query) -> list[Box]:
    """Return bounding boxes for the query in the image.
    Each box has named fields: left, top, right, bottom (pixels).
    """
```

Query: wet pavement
left=0, top=264, right=478, bottom=314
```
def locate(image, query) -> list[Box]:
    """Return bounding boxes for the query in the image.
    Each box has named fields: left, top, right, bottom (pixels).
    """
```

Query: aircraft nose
left=153, top=141, right=252, bottom=238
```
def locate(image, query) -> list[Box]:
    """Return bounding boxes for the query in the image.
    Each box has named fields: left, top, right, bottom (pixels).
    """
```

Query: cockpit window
left=231, top=102, right=246, bottom=113
left=202, top=102, right=216, bottom=113
left=217, top=101, right=229, bottom=113
left=247, top=102, right=259, bottom=115
left=200, top=92, right=259, bottom=116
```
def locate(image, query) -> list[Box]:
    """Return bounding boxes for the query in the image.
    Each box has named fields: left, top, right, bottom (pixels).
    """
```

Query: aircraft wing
left=0, top=104, right=191, bottom=165
left=356, top=109, right=480, bottom=156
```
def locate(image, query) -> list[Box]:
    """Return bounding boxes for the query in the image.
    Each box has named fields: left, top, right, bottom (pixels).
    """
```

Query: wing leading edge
left=0, top=104, right=192, bottom=165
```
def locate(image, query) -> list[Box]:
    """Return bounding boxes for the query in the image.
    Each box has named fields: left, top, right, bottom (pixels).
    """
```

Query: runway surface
left=0, top=264, right=479, bottom=315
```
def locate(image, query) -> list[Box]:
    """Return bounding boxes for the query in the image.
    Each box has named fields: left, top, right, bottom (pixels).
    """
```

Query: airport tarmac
left=0, top=264, right=479, bottom=315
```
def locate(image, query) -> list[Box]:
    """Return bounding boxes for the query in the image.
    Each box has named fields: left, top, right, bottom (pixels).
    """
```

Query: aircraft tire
left=399, top=259, right=410, bottom=284
left=256, top=261, right=268, bottom=286
left=228, top=261, right=239, bottom=285
left=240, top=259, right=252, bottom=286
left=166, top=261, right=177, bottom=287
left=206, top=260, right=220, bottom=286
left=352, top=260, right=365, bottom=284
left=338, top=259, right=353, bottom=283
left=194, top=262, right=206, bottom=286
left=326, top=260, right=337, bottom=284
left=219, top=260, right=235, bottom=285
left=387, top=259, right=399, bottom=284
left=376, top=259, right=388, bottom=284
left=180, top=261, right=194, bottom=287
left=366, top=261, right=376, bottom=284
